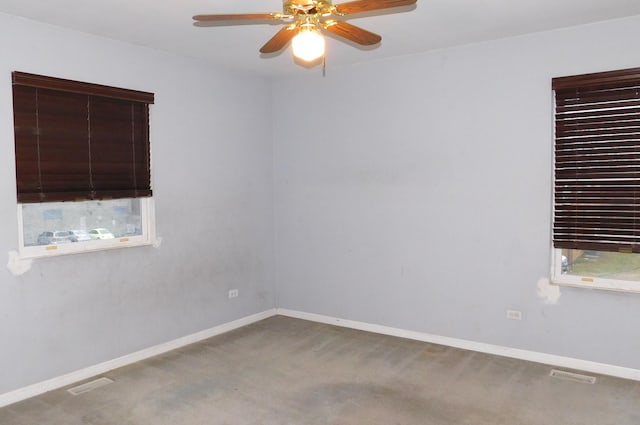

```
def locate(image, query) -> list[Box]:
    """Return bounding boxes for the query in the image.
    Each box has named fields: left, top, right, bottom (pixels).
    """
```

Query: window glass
left=560, top=249, right=640, bottom=283
left=23, top=198, right=143, bottom=247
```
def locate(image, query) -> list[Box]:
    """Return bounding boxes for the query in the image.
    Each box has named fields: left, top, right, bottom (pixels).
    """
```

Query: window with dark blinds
left=12, top=71, right=154, bottom=203
left=552, top=67, right=640, bottom=253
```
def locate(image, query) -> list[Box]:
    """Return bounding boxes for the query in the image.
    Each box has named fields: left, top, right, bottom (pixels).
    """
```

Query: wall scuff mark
left=537, top=277, right=561, bottom=304
left=7, top=250, right=32, bottom=276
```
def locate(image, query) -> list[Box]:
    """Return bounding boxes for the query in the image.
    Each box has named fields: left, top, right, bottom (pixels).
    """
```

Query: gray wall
left=273, top=16, right=640, bottom=370
left=0, top=13, right=275, bottom=394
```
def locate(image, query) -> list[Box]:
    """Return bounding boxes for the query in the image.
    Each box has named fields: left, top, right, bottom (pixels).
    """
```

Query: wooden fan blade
left=334, top=0, right=416, bottom=15
left=324, top=22, right=381, bottom=46
left=193, top=13, right=275, bottom=22
left=260, top=26, right=298, bottom=54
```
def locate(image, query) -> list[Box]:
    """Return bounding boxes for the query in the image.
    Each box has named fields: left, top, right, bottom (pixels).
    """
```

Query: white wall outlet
left=506, top=309, right=522, bottom=320
left=228, top=289, right=239, bottom=299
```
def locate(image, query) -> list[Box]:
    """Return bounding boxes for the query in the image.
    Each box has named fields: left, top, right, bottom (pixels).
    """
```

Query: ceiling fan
left=193, top=0, right=417, bottom=63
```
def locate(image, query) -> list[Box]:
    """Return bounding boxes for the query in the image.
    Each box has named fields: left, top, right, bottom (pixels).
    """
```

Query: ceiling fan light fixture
left=291, top=27, right=325, bottom=62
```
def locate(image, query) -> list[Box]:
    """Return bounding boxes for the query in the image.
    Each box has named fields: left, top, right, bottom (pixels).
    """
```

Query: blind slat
left=556, top=153, right=640, bottom=163
left=554, top=241, right=640, bottom=253
left=556, top=88, right=640, bottom=105
left=556, top=99, right=640, bottom=113
left=556, top=127, right=640, bottom=138
left=555, top=107, right=640, bottom=121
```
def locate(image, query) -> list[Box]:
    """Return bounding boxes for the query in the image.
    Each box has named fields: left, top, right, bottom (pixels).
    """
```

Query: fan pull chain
left=322, top=54, right=326, bottom=77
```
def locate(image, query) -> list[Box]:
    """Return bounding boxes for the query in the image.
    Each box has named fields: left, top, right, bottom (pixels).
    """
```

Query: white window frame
left=17, top=197, right=156, bottom=259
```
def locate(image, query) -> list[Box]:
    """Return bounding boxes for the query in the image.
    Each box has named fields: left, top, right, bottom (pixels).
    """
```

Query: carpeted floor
left=2, top=315, right=639, bottom=424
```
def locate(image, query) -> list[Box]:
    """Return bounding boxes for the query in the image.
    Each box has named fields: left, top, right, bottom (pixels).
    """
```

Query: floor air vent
left=549, top=369, right=596, bottom=384
left=67, top=377, right=114, bottom=395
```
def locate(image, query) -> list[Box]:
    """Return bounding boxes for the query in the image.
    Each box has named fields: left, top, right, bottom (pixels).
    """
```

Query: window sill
left=18, top=236, right=161, bottom=260
left=8, top=237, right=162, bottom=276
left=551, top=276, right=640, bottom=294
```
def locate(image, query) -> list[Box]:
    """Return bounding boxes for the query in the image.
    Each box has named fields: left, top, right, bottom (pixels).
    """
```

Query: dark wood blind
left=12, top=71, right=154, bottom=203
left=552, top=67, right=640, bottom=253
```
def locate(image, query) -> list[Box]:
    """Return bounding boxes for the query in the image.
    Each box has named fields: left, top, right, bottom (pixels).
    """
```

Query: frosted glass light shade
left=291, top=29, right=325, bottom=62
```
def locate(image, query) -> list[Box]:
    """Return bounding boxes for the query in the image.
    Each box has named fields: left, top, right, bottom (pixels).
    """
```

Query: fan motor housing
left=284, top=0, right=333, bottom=15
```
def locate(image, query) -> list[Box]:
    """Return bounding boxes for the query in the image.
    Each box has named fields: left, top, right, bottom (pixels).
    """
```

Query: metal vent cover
left=67, top=377, right=114, bottom=395
left=549, top=369, right=597, bottom=384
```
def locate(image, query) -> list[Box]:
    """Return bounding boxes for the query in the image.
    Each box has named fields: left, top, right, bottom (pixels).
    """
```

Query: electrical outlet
left=228, top=289, right=239, bottom=299
left=506, top=309, right=522, bottom=320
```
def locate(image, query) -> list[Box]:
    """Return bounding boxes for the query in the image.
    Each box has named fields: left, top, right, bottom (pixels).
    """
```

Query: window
left=551, top=67, right=640, bottom=292
left=12, top=72, right=156, bottom=258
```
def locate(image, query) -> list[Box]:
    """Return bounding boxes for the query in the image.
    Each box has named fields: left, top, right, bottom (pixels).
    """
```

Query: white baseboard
left=0, top=309, right=277, bottom=408
left=277, top=308, right=640, bottom=382
left=4, top=306, right=640, bottom=408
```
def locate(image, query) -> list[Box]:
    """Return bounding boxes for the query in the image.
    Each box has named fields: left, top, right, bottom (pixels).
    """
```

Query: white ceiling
left=2, top=0, right=640, bottom=77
